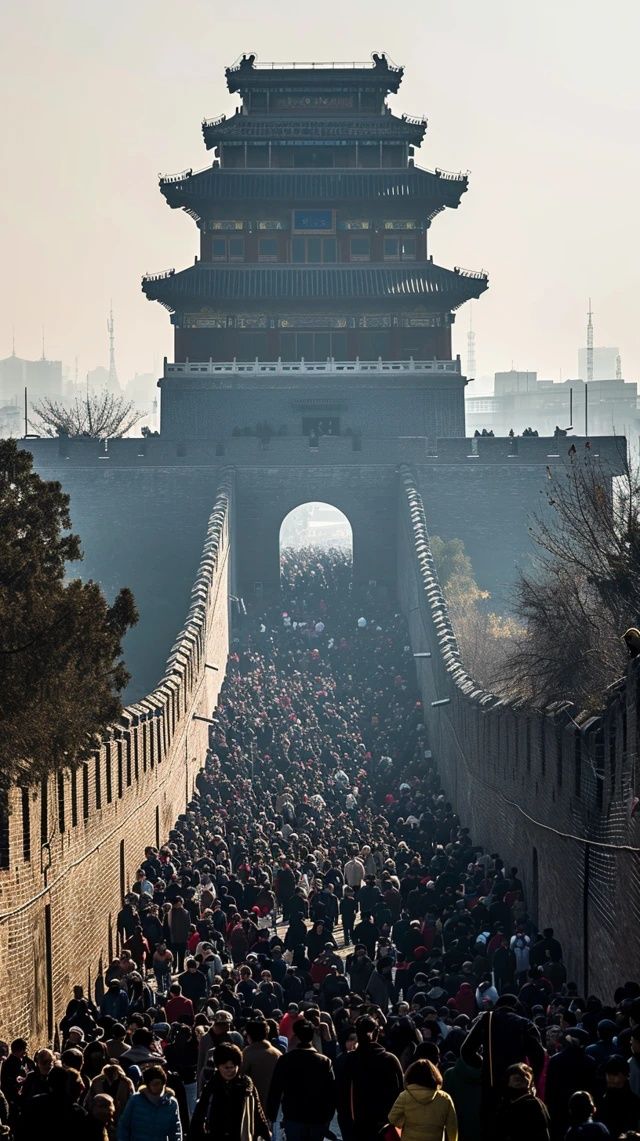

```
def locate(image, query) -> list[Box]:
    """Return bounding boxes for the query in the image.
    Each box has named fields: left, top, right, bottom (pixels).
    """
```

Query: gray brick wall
left=0, top=474, right=233, bottom=1045
left=397, top=466, right=640, bottom=998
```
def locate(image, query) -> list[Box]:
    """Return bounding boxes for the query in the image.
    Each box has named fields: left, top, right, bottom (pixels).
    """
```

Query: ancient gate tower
left=143, top=53, right=487, bottom=594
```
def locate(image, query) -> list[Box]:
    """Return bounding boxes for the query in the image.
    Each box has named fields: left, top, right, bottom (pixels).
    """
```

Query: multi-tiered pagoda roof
left=160, top=168, right=467, bottom=221
left=202, top=113, right=428, bottom=148
left=143, top=53, right=487, bottom=367
left=144, top=263, right=485, bottom=309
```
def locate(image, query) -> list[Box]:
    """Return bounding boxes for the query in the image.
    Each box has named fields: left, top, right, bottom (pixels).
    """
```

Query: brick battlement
left=21, top=435, right=624, bottom=469
left=0, top=473, right=234, bottom=1045
left=397, top=465, right=640, bottom=998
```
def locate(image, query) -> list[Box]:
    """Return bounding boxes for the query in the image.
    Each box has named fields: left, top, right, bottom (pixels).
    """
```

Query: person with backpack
left=510, top=929, right=532, bottom=987
left=461, top=994, right=545, bottom=1138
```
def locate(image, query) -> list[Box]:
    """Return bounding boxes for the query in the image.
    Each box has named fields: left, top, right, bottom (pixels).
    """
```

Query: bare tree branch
left=501, top=448, right=639, bottom=711
left=30, top=392, right=144, bottom=439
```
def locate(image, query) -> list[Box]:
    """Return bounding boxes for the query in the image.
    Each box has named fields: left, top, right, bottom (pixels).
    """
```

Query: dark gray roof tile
left=159, top=167, right=467, bottom=217
left=142, top=262, right=488, bottom=310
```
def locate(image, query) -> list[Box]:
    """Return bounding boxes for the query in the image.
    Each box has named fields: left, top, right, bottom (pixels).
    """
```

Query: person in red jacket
left=123, top=925, right=151, bottom=973
left=165, top=982, right=194, bottom=1026
left=453, top=981, right=477, bottom=1018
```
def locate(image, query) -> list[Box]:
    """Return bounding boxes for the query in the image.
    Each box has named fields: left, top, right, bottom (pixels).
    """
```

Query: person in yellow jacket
left=388, top=1059, right=458, bottom=1141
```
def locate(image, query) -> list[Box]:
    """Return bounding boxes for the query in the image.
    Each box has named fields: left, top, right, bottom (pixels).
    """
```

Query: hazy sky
left=1, top=0, right=639, bottom=393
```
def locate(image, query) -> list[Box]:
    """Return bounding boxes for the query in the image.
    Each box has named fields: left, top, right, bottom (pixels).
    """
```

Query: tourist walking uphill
left=1, top=547, right=639, bottom=1141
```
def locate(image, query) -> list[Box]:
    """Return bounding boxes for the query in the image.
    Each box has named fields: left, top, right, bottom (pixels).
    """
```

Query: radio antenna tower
left=586, top=299, right=594, bottom=382
left=107, top=303, right=118, bottom=389
left=616, top=352, right=622, bottom=380
left=467, top=306, right=476, bottom=378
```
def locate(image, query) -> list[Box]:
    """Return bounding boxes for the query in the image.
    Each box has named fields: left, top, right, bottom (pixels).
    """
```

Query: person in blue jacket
left=117, top=1064, right=182, bottom=1141
left=100, top=979, right=130, bottom=1023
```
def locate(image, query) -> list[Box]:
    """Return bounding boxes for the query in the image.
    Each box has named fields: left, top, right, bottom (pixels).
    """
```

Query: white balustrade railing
left=163, top=357, right=462, bottom=378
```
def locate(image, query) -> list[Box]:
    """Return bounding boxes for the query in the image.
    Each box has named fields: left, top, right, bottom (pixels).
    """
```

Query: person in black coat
left=116, top=901, right=139, bottom=944
left=190, top=1042, right=270, bottom=1141
left=352, top=914, right=379, bottom=958
left=0, top=1039, right=34, bottom=1126
left=340, top=889, right=357, bottom=944
left=529, top=928, right=563, bottom=967
left=346, top=946, right=374, bottom=996
left=284, top=890, right=309, bottom=925
left=336, top=1015, right=404, bottom=1141
left=0, top=1090, right=9, bottom=1140
left=461, top=994, right=545, bottom=1139
left=179, top=960, right=209, bottom=1006
left=333, top=1029, right=359, bottom=1141
left=253, top=982, right=280, bottom=1018
left=19, top=1067, right=90, bottom=1141
left=282, top=967, right=305, bottom=1004
left=60, top=987, right=100, bottom=1039
left=141, top=907, right=165, bottom=951
left=284, top=916, right=307, bottom=954
left=564, top=1090, right=610, bottom=1140
left=306, top=921, right=332, bottom=960
left=544, top=1031, right=597, bottom=1140
left=597, top=1055, right=640, bottom=1138
left=494, top=1063, right=550, bottom=1141
left=266, top=1019, right=336, bottom=1141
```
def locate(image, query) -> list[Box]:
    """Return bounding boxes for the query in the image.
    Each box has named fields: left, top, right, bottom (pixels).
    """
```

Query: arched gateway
left=279, top=502, right=352, bottom=553
left=236, top=465, right=394, bottom=595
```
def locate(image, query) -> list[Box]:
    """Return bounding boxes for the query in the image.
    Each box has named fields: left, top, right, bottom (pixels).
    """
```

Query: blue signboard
left=293, top=209, right=333, bottom=232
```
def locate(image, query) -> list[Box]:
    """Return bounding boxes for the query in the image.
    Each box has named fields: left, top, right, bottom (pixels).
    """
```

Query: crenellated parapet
left=397, top=464, right=640, bottom=999
left=0, top=471, right=234, bottom=1045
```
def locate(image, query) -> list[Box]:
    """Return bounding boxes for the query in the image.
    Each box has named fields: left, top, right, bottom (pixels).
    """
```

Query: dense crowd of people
left=1, top=547, right=640, bottom=1141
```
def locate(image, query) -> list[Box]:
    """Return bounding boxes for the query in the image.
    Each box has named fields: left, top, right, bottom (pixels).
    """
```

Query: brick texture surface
left=397, top=465, right=640, bottom=999
left=0, top=473, right=233, bottom=1046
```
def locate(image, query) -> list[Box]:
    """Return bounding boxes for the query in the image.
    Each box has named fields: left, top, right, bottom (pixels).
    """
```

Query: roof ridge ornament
left=372, top=52, right=390, bottom=71
left=226, top=53, right=402, bottom=73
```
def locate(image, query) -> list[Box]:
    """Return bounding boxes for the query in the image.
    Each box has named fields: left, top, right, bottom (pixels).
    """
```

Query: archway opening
left=279, top=502, right=353, bottom=592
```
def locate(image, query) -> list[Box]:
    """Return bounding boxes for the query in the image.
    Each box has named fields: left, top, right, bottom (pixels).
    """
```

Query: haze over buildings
left=577, top=346, right=620, bottom=382
left=1, top=0, right=640, bottom=387
left=0, top=350, right=157, bottom=437
left=466, top=370, right=639, bottom=444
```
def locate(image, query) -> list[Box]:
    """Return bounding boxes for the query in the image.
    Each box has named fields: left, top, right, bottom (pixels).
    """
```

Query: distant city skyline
left=0, top=329, right=627, bottom=401
left=0, top=316, right=159, bottom=392
left=1, top=0, right=639, bottom=389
